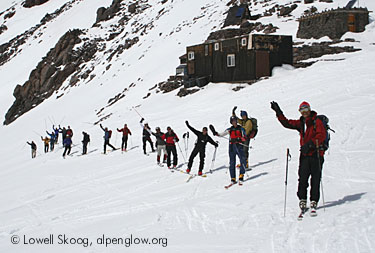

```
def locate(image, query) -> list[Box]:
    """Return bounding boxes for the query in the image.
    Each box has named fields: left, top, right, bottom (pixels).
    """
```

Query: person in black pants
left=185, top=121, right=218, bottom=175
left=100, top=124, right=116, bottom=154
left=271, top=101, right=326, bottom=213
left=63, top=135, right=72, bottom=158
left=82, top=132, right=90, bottom=155
left=162, top=127, right=179, bottom=169
left=140, top=118, right=155, bottom=154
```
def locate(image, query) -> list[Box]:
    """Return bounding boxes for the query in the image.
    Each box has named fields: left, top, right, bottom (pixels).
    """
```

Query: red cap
left=299, top=101, right=311, bottom=110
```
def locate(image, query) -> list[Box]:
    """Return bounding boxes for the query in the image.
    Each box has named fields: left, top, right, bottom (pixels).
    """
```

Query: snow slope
left=0, top=0, right=375, bottom=252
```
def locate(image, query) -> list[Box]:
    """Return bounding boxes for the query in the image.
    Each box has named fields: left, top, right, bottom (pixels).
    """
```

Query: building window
left=205, top=45, right=209, bottom=56
left=214, top=42, right=220, bottom=51
left=188, top=51, right=195, bottom=60
left=241, top=37, right=247, bottom=46
left=227, top=54, right=235, bottom=67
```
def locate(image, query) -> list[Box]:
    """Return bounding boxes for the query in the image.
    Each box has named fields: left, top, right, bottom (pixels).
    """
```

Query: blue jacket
left=46, top=131, right=56, bottom=141
left=63, top=138, right=72, bottom=146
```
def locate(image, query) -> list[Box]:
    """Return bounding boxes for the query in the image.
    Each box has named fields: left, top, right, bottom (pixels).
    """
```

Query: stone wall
left=297, top=8, right=369, bottom=39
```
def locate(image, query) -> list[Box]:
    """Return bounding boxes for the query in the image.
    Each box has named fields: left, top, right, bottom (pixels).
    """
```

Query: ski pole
left=316, top=140, right=326, bottom=212
left=217, top=135, right=252, bottom=149
left=186, top=132, right=189, bottom=158
left=209, top=146, right=217, bottom=174
left=132, top=106, right=143, bottom=119
left=284, top=148, right=291, bottom=217
left=176, top=141, right=186, bottom=163
left=59, top=116, right=66, bottom=125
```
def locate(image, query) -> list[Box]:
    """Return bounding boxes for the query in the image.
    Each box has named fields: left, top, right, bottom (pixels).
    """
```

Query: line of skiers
left=26, top=101, right=328, bottom=213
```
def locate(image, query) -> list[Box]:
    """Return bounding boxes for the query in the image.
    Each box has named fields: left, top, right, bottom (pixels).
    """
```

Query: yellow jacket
left=233, top=112, right=253, bottom=136
left=41, top=137, right=50, bottom=145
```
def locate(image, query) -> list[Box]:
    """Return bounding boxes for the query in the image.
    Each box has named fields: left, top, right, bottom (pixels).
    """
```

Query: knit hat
left=240, top=110, right=248, bottom=117
left=299, top=101, right=311, bottom=111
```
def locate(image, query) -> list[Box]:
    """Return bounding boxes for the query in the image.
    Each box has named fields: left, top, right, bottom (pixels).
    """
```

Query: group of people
left=26, top=101, right=328, bottom=213
left=27, top=125, right=75, bottom=158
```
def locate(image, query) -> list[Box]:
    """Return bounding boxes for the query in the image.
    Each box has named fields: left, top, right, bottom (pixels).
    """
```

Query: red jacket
left=277, top=111, right=326, bottom=157
left=117, top=127, right=131, bottom=136
left=162, top=131, right=179, bottom=146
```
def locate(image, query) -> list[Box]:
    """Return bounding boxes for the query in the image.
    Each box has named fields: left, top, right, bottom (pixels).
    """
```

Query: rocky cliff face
left=4, top=29, right=99, bottom=125
left=23, top=0, right=50, bottom=8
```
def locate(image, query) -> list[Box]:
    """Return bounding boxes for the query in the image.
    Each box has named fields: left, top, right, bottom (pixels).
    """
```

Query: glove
left=185, top=120, right=189, bottom=126
left=232, top=106, right=237, bottom=114
left=270, top=101, right=283, bottom=116
left=140, top=118, right=144, bottom=123
left=300, top=140, right=314, bottom=155
left=215, top=141, right=219, bottom=148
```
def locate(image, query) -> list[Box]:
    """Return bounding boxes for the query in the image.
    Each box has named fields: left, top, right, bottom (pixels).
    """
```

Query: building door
left=256, top=51, right=270, bottom=78
left=348, top=14, right=356, bottom=32
left=188, top=62, right=195, bottom=75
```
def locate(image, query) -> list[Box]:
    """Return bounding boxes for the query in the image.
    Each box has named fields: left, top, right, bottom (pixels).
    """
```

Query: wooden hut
left=185, top=34, right=293, bottom=86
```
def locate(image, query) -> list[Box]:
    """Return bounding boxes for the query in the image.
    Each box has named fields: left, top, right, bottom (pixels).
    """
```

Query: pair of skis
left=224, top=180, right=243, bottom=189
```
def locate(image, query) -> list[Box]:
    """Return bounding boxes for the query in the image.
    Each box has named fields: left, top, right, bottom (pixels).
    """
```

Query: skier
left=232, top=106, right=252, bottom=168
left=162, top=126, right=179, bottom=169
left=63, top=135, right=72, bottom=158
left=82, top=131, right=90, bottom=155
left=117, top=124, right=132, bottom=151
left=52, top=125, right=59, bottom=144
left=59, top=125, right=67, bottom=144
left=270, top=101, right=326, bottom=215
left=100, top=124, right=116, bottom=154
left=140, top=118, right=155, bottom=154
left=151, top=127, right=167, bottom=165
left=185, top=121, right=218, bottom=175
left=27, top=141, right=37, bottom=158
left=46, top=130, right=56, bottom=151
left=212, top=116, right=247, bottom=184
left=41, top=136, right=50, bottom=153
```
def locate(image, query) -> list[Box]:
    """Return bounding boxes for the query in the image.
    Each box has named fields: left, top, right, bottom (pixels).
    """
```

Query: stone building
left=297, top=8, right=370, bottom=39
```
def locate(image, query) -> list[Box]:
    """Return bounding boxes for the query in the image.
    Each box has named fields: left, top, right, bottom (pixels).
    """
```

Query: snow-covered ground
left=0, top=0, right=375, bottom=252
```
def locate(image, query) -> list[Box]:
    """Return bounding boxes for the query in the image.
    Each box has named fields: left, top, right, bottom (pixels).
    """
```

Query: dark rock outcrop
left=0, top=1, right=78, bottom=67
left=95, top=0, right=123, bottom=23
left=23, top=0, right=50, bottom=8
left=293, top=41, right=361, bottom=68
left=177, top=88, right=199, bottom=97
left=128, top=3, right=137, bottom=14
left=0, top=25, right=7, bottom=35
left=278, top=4, right=298, bottom=16
left=4, top=29, right=99, bottom=125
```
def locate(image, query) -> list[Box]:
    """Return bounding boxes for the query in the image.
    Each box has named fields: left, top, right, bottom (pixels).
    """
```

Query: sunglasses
left=299, top=107, right=310, bottom=113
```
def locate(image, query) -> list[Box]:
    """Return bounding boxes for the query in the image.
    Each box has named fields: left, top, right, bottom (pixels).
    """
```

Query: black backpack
left=314, top=115, right=335, bottom=151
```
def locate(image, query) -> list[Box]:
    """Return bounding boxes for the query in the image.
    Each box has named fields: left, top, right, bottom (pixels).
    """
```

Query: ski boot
left=198, top=171, right=203, bottom=176
left=299, top=199, right=307, bottom=211
left=239, top=174, right=244, bottom=185
left=310, top=201, right=318, bottom=217
left=186, top=168, right=191, bottom=174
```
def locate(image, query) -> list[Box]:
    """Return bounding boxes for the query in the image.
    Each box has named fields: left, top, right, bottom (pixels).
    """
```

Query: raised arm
left=271, top=101, right=300, bottom=131
left=185, top=121, right=200, bottom=136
